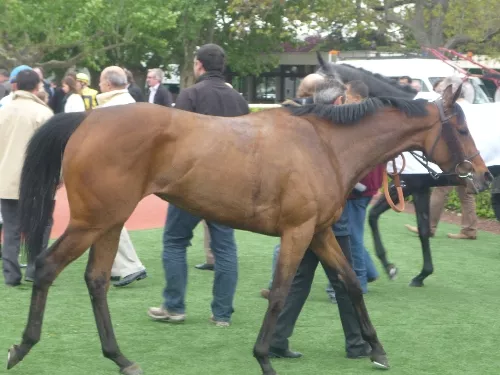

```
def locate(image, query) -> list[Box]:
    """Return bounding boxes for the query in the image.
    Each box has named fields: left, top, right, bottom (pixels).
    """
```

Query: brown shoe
left=404, top=224, right=434, bottom=237
left=447, top=233, right=476, bottom=240
left=260, top=289, right=270, bottom=299
left=404, top=224, right=419, bottom=234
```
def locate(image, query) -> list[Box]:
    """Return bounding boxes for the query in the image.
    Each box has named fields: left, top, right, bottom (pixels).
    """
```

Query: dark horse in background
left=7, top=54, right=492, bottom=374
left=369, top=162, right=500, bottom=287
left=316, top=54, right=499, bottom=287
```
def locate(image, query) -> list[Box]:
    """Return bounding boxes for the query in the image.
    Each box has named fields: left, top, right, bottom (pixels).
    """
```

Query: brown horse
left=8, top=85, right=492, bottom=375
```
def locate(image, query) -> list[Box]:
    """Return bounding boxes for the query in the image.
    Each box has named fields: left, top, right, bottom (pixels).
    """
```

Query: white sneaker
left=209, top=315, right=230, bottom=327
left=147, top=306, right=186, bottom=323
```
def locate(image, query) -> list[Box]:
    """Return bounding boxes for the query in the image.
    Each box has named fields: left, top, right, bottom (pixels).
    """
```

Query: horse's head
left=424, top=83, right=493, bottom=193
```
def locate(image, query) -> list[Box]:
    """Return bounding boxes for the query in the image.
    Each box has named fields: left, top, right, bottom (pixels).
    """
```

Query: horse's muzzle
left=466, top=170, right=493, bottom=193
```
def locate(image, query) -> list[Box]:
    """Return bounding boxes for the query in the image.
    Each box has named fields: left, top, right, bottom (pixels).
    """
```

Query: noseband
left=409, top=98, right=479, bottom=180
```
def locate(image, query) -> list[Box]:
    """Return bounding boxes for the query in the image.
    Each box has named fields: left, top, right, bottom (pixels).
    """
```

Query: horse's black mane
left=316, top=52, right=418, bottom=99
left=287, top=97, right=429, bottom=125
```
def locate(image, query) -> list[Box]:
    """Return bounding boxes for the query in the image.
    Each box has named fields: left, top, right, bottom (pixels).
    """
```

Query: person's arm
left=174, top=89, right=194, bottom=112
left=164, top=89, right=173, bottom=107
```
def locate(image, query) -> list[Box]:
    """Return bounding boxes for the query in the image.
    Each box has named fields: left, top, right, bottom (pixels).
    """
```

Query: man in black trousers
left=267, top=76, right=371, bottom=360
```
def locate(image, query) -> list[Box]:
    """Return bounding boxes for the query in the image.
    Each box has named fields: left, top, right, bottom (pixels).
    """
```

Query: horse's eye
left=457, top=128, right=468, bottom=135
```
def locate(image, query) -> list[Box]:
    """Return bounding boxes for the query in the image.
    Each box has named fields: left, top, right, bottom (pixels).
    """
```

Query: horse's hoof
left=120, top=363, right=143, bottom=375
left=387, top=265, right=398, bottom=280
left=7, top=345, right=22, bottom=370
left=371, top=354, right=390, bottom=370
left=409, top=278, right=424, bottom=287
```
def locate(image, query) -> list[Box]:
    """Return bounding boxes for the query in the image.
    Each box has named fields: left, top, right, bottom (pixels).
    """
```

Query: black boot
left=268, top=347, right=303, bottom=358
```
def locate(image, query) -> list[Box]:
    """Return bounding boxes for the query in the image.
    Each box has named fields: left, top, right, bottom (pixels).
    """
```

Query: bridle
left=383, top=97, right=480, bottom=212
left=409, top=98, right=480, bottom=181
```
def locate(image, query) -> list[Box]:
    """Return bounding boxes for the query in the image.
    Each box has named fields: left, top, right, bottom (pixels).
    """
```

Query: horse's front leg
left=311, top=227, right=389, bottom=370
left=252, top=220, right=315, bottom=375
left=409, top=188, right=433, bottom=287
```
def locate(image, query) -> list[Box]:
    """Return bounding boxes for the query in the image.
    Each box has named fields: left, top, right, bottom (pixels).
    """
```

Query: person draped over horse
left=7, top=49, right=493, bottom=375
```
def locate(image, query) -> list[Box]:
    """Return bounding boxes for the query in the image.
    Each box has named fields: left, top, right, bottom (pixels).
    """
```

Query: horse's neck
left=326, top=111, right=434, bottom=192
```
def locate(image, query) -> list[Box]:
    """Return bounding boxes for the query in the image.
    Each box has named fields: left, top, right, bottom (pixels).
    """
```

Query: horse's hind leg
left=311, top=228, right=389, bottom=370
left=253, top=221, right=315, bottom=375
left=7, top=227, right=96, bottom=369
left=84, top=225, right=142, bottom=375
left=409, top=188, right=433, bottom=287
left=368, top=183, right=411, bottom=280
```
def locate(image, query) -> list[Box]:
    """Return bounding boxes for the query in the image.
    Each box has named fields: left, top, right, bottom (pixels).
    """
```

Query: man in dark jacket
left=124, top=68, right=146, bottom=102
left=148, top=43, right=249, bottom=327
left=261, top=75, right=371, bottom=360
left=146, top=68, right=173, bottom=106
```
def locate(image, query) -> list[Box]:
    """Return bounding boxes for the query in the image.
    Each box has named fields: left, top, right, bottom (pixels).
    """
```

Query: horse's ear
left=453, top=83, right=463, bottom=103
left=442, top=83, right=461, bottom=108
left=316, top=51, right=327, bottom=70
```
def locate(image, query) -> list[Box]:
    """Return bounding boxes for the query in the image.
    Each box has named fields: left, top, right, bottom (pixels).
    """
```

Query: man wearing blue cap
left=0, top=68, right=53, bottom=286
left=0, top=65, right=32, bottom=108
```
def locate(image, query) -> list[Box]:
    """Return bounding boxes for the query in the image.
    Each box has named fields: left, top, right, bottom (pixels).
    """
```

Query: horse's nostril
left=485, top=171, right=494, bottom=183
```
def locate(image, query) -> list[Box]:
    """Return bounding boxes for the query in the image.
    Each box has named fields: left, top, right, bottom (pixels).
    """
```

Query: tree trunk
left=180, top=61, right=195, bottom=89
left=180, top=42, right=196, bottom=89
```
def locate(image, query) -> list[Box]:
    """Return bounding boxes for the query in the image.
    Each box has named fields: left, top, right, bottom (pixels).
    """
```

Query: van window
left=429, top=77, right=491, bottom=104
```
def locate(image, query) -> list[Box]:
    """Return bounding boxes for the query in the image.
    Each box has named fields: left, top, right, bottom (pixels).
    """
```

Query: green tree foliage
left=367, top=0, right=500, bottom=52
left=0, top=0, right=177, bottom=71
left=162, top=0, right=314, bottom=88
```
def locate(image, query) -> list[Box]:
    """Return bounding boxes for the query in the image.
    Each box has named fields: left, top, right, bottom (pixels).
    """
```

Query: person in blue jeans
left=342, top=80, right=384, bottom=294
left=147, top=43, right=248, bottom=327
left=345, top=196, right=380, bottom=294
left=148, top=204, right=238, bottom=326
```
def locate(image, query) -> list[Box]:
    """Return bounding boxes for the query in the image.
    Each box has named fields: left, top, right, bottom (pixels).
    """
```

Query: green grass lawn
left=1, top=211, right=499, bottom=375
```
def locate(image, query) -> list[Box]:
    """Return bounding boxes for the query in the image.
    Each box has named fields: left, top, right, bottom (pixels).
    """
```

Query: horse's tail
left=19, top=112, right=88, bottom=263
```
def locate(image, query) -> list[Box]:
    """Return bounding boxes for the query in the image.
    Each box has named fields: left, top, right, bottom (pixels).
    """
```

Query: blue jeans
left=346, top=197, right=378, bottom=293
left=162, top=204, right=238, bottom=322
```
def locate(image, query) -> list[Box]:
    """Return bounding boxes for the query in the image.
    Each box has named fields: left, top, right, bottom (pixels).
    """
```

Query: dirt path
left=402, top=201, right=500, bottom=234
left=49, top=188, right=499, bottom=239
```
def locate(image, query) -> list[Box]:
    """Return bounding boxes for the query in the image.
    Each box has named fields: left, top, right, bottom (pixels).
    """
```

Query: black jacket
left=128, top=83, right=146, bottom=102
left=150, top=85, right=173, bottom=107
left=49, top=87, right=66, bottom=114
left=175, top=72, right=249, bottom=116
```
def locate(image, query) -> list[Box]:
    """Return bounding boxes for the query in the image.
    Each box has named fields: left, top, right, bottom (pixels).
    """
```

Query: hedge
left=249, top=106, right=496, bottom=218
left=445, top=189, right=495, bottom=219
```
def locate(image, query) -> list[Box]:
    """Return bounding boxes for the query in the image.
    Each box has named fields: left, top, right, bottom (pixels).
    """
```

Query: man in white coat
left=96, top=66, right=148, bottom=287
left=0, top=69, right=54, bottom=286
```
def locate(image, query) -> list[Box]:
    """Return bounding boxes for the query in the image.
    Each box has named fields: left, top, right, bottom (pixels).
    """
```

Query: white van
left=336, top=58, right=492, bottom=104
